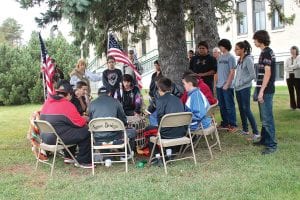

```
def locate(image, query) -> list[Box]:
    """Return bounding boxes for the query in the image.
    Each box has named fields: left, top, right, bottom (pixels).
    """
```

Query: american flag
left=39, top=33, right=55, bottom=96
left=107, top=34, right=142, bottom=88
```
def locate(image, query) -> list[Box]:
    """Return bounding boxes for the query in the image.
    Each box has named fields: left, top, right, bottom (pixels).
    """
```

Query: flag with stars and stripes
left=107, top=34, right=142, bottom=88
left=39, top=33, right=55, bottom=96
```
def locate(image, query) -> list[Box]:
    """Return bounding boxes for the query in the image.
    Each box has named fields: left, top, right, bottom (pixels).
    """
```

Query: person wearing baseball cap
left=40, top=80, right=93, bottom=168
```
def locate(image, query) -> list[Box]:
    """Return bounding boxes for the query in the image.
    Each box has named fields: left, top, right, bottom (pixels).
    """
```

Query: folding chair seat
left=148, top=112, right=196, bottom=174
left=192, top=102, right=222, bottom=159
left=33, top=120, right=79, bottom=177
left=88, top=117, right=135, bottom=175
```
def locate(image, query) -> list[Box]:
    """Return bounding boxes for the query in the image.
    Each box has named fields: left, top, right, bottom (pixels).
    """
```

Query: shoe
left=239, top=130, right=249, bottom=135
left=120, top=153, right=134, bottom=161
left=227, top=125, right=238, bottom=133
left=150, top=158, right=163, bottom=167
left=38, top=153, right=48, bottom=161
left=74, top=162, right=94, bottom=169
left=261, top=148, right=277, bottom=155
left=64, top=157, right=76, bottom=164
left=252, top=134, right=261, bottom=141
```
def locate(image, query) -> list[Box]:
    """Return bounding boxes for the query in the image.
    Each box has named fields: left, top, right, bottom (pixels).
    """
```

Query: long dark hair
left=236, top=40, right=252, bottom=57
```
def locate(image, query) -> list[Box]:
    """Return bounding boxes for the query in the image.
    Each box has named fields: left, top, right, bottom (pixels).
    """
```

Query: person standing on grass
left=189, top=41, right=217, bottom=94
left=216, top=39, right=237, bottom=133
left=102, top=56, right=123, bottom=97
left=284, top=46, right=300, bottom=110
left=234, top=41, right=260, bottom=141
left=253, top=30, right=277, bottom=155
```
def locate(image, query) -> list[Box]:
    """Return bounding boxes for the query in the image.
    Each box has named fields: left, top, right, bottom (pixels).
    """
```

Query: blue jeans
left=236, top=87, right=259, bottom=134
left=216, top=87, right=237, bottom=127
left=258, top=93, right=277, bottom=149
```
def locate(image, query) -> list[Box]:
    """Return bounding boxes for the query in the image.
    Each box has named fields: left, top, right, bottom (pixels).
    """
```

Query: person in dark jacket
left=40, top=81, right=92, bottom=168
left=115, top=74, right=142, bottom=116
left=71, top=81, right=88, bottom=116
left=148, top=77, right=187, bottom=161
left=89, top=86, right=137, bottom=153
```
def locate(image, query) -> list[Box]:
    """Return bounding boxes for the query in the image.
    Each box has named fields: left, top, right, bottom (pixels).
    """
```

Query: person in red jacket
left=181, top=71, right=217, bottom=106
left=40, top=80, right=92, bottom=168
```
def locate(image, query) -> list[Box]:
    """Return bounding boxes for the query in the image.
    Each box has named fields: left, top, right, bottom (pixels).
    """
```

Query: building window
left=275, top=61, right=284, bottom=80
left=237, top=0, right=248, bottom=35
left=253, top=0, right=266, bottom=31
left=272, top=0, right=284, bottom=29
left=254, top=61, right=284, bottom=81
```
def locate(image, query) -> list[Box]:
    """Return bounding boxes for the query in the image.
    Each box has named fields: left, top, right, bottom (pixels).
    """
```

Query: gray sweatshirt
left=234, top=55, right=256, bottom=91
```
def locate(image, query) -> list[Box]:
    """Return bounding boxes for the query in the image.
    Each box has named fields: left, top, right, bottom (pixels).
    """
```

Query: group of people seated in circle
left=37, top=54, right=216, bottom=168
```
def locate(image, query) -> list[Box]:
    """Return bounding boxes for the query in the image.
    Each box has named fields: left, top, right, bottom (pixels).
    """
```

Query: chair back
left=89, top=117, right=126, bottom=133
left=159, top=112, right=192, bottom=128
left=34, top=120, right=57, bottom=136
left=207, top=102, right=218, bottom=117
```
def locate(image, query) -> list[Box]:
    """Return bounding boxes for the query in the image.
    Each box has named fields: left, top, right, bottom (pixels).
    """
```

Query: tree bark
left=155, top=0, right=188, bottom=87
left=192, top=0, right=220, bottom=52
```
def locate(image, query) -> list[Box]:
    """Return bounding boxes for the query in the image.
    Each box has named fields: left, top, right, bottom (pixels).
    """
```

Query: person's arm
left=258, top=66, right=271, bottom=103
left=190, top=92, right=207, bottom=122
left=223, top=56, right=236, bottom=90
left=242, top=57, right=256, bottom=85
left=134, top=89, right=142, bottom=114
left=156, top=98, right=164, bottom=125
left=70, top=75, right=79, bottom=86
left=66, top=103, right=87, bottom=127
left=85, top=70, right=102, bottom=82
left=284, top=58, right=292, bottom=72
left=291, top=56, right=300, bottom=70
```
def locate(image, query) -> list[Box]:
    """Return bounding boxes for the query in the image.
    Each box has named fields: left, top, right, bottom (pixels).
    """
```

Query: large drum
left=127, top=115, right=147, bottom=149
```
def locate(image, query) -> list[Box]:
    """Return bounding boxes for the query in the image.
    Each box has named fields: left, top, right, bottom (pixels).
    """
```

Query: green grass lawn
left=0, top=86, right=299, bottom=200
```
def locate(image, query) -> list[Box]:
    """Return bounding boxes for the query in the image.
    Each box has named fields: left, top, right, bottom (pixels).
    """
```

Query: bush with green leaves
left=0, top=32, right=80, bottom=105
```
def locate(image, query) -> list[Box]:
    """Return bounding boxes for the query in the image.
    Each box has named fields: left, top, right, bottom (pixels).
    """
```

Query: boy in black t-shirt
left=102, top=56, right=123, bottom=97
left=189, top=41, right=217, bottom=93
left=253, top=30, right=277, bottom=155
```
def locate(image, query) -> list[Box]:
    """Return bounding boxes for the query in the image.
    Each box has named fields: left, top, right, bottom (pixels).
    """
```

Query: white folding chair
left=88, top=117, right=135, bottom=175
left=147, top=112, right=196, bottom=174
left=192, top=102, right=222, bottom=159
left=33, top=120, right=79, bottom=177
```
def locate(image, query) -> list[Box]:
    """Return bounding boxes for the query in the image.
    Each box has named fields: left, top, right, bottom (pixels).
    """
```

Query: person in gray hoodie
left=234, top=40, right=260, bottom=141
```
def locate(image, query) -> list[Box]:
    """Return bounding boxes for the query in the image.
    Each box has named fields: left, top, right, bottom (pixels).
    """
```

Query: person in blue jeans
left=216, top=39, right=237, bottom=132
left=234, top=40, right=260, bottom=141
left=253, top=30, right=277, bottom=155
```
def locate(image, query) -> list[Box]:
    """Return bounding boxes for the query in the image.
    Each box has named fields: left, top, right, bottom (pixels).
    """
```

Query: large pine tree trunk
left=192, top=0, right=220, bottom=51
left=155, top=0, right=188, bottom=87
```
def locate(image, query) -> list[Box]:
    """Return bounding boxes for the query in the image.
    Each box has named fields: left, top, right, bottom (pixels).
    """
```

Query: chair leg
left=125, top=139, right=128, bottom=173
left=193, top=135, right=202, bottom=150
left=148, top=139, right=157, bottom=166
left=189, top=135, right=197, bottom=165
left=159, top=144, right=167, bottom=175
left=35, top=147, right=41, bottom=170
left=204, top=135, right=213, bottom=159
left=50, top=148, right=58, bottom=177
left=91, top=135, right=95, bottom=176
left=215, top=129, right=222, bottom=151
left=127, top=142, right=135, bottom=164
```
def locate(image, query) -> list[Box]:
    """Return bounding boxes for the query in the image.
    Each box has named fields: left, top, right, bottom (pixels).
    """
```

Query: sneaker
left=261, top=147, right=277, bottom=155
left=239, top=130, right=249, bottom=135
left=38, top=153, right=49, bottom=161
left=227, top=125, right=238, bottom=133
left=120, top=153, right=134, bottom=161
left=150, top=158, right=163, bottom=167
left=252, top=134, right=261, bottom=141
left=64, top=157, right=76, bottom=164
left=74, top=162, right=94, bottom=169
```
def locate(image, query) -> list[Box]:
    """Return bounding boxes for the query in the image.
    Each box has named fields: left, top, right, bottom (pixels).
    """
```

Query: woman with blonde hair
left=70, top=58, right=102, bottom=95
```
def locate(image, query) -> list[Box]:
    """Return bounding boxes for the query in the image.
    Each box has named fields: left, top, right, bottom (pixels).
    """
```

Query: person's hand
left=83, top=115, right=89, bottom=121
left=258, top=92, right=264, bottom=103
left=222, top=84, right=229, bottom=90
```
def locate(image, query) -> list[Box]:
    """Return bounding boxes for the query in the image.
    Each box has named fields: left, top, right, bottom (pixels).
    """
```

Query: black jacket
left=89, top=94, right=127, bottom=141
left=156, top=92, right=187, bottom=138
